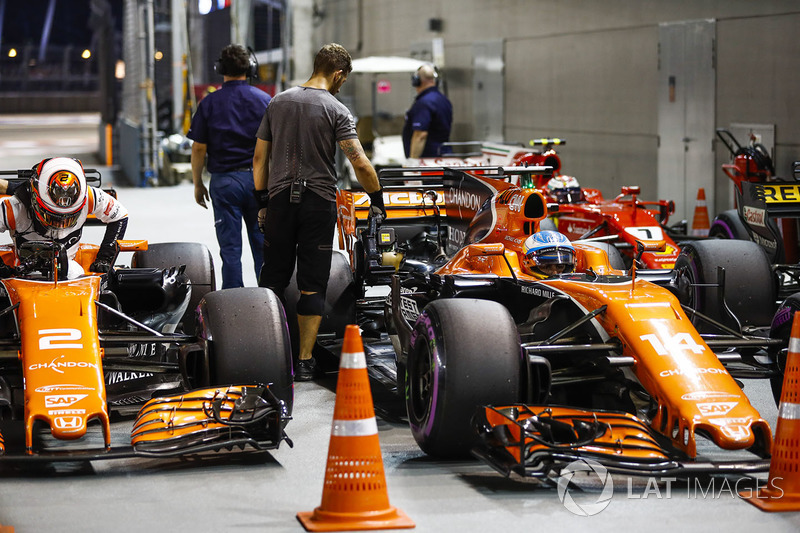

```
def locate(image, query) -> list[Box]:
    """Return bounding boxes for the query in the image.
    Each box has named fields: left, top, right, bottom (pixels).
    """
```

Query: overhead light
left=81, top=49, right=92, bottom=59
left=8, top=48, right=17, bottom=58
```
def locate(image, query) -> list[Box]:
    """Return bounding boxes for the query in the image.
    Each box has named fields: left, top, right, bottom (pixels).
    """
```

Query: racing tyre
left=284, top=251, right=356, bottom=340
left=709, top=209, right=750, bottom=240
left=580, top=241, right=626, bottom=270
left=674, top=240, right=775, bottom=331
left=406, top=298, right=523, bottom=458
left=538, top=217, right=558, bottom=232
left=132, top=242, right=216, bottom=335
left=767, top=293, right=800, bottom=405
left=200, top=287, right=293, bottom=415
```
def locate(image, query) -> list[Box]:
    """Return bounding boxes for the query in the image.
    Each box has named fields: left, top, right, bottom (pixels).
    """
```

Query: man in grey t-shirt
left=253, top=43, right=385, bottom=381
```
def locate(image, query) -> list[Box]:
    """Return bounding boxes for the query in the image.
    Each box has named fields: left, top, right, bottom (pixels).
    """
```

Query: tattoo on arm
left=340, top=139, right=365, bottom=162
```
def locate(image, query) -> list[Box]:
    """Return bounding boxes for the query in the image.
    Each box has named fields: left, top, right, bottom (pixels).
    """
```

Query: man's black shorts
left=260, top=188, right=337, bottom=295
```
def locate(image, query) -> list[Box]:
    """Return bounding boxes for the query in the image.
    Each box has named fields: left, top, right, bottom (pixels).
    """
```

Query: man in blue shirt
left=402, top=64, right=453, bottom=159
left=188, top=44, right=269, bottom=288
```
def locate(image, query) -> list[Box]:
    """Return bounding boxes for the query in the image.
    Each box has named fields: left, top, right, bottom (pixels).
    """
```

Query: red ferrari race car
left=324, top=164, right=782, bottom=479
left=0, top=190, right=293, bottom=460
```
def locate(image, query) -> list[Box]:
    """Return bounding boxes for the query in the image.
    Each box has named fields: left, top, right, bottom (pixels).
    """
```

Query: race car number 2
left=639, top=332, right=704, bottom=356
left=39, top=328, right=83, bottom=350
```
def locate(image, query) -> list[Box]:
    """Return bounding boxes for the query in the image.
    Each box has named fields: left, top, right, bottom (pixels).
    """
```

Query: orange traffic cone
left=691, top=188, right=710, bottom=237
left=297, top=325, right=415, bottom=531
left=741, top=311, right=800, bottom=511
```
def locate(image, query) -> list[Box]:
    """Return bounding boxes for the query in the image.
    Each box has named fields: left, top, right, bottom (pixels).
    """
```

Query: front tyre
left=406, top=299, right=523, bottom=458
left=199, top=287, right=293, bottom=415
left=673, top=240, right=775, bottom=331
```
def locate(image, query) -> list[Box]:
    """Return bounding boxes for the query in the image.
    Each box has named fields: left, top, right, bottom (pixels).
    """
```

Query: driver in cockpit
left=0, top=157, right=128, bottom=279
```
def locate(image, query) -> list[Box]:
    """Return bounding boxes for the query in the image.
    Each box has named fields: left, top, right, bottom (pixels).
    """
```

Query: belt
left=228, top=167, right=252, bottom=172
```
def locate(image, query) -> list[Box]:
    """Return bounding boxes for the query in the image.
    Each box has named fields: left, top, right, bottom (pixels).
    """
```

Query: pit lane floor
left=0, top=115, right=799, bottom=532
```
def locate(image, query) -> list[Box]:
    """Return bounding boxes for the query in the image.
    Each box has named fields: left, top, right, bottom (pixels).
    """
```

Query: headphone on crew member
left=214, top=45, right=259, bottom=80
left=411, top=63, right=439, bottom=88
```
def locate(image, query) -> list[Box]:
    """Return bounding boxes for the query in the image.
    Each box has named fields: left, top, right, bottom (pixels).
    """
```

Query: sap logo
left=53, top=416, right=83, bottom=430
left=44, top=394, right=88, bottom=408
left=697, top=402, right=738, bottom=416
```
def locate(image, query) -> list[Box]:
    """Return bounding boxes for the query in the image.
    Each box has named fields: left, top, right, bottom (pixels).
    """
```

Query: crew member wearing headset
left=188, top=44, right=270, bottom=288
left=402, top=63, right=453, bottom=159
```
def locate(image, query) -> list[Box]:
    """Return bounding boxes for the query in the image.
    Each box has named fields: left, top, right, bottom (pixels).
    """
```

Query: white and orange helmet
left=30, top=157, right=87, bottom=229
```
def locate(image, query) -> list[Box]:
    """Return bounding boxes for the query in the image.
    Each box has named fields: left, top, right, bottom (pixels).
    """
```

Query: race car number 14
left=639, top=332, right=704, bottom=356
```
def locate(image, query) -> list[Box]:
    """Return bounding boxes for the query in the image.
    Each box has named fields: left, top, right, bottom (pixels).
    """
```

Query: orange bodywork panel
left=542, top=276, right=771, bottom=457
left=4, top=276, right=110, bottom=452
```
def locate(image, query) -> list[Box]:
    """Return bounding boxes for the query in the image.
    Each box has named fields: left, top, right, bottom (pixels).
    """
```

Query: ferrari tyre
left=284, top=251, right=356, bottom=339
left=674, top=240, right=775, bottom=330
left=406, top=298, right=523, bottom=458
left=200, top=287, right=293, bottom=415
left=709, top=209, right=750, bottom=240
left=132, top=242, right=216, bottom=335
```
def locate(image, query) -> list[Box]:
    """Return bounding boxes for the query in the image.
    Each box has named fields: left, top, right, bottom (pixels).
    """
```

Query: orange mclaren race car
left=327, top=165, right=783, bottom=478
left=0, top=226, right=292, bottom=460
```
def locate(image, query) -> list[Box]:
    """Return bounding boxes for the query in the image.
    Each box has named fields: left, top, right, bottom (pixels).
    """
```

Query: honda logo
left=53, top=416, right=83, bottom=430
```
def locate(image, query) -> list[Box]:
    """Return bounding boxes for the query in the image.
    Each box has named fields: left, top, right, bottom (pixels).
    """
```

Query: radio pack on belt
left=290, top=179, right=306, bottom=204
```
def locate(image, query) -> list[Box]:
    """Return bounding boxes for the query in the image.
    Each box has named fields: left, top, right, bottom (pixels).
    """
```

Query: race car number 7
left=639, top=332, right=704, bottom=356
left=39, top=328, right=83, bottom=350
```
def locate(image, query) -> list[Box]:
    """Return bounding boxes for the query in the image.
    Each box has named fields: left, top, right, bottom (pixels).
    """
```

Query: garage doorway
left=657, top=19, right=716, bottom=224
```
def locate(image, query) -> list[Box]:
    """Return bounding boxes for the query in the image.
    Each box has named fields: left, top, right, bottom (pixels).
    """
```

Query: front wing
left=0, top=385, right=292, bottom=461
left=472, top=405, right=770, bottom=478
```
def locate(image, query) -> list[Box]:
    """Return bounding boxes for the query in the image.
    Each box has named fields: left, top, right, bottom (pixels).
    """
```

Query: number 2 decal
left=39, top=329, right=83, bottom=350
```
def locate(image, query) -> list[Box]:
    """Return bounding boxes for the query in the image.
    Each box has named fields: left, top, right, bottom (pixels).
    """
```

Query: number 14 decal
left=639, top=332, right=705, bottom=356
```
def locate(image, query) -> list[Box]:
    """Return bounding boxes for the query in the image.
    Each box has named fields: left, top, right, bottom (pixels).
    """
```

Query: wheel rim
left=408, top=339, right=434, bottom=425
left=673, top=264, right=697, bottom=310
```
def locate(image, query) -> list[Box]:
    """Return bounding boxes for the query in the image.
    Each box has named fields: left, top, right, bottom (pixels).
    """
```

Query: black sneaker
left=295, top=357, right=317, bottom=382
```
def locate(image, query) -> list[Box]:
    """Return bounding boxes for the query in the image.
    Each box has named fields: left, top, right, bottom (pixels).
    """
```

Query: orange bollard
left=741, top=311, right=800, bottom=511
left=691, top=188, right=710, bottom=237
left=297, top=325, right=415, bottom=531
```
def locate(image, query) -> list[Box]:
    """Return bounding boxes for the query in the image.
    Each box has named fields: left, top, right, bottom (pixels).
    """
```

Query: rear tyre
left=133, top=242, right=216, bottom=335
left=579, top=241, right=626, bottom=270
left=674, top=240, right=775, bottom=330
left=199, top=287, right=293, bottom=415
left=284, top=251, right=356, bottom=340
left=709, top=209, right=750, bottom=240
left=406, top=299, right=523, bottom=458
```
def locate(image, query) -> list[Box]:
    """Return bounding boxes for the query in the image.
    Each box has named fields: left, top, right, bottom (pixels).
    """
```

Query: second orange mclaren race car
left=323, top=164, right=783, bottom=479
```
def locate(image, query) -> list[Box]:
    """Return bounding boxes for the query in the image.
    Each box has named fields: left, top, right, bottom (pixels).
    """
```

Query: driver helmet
left=30, top=157, right=87, bottom=229
left=521, top=230, right=576, bottom=278
left=546, top=175, right=584, bottom=204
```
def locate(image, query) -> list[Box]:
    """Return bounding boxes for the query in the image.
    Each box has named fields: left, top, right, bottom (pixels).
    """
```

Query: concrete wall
left=310, top=0, right=800, bottom=215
